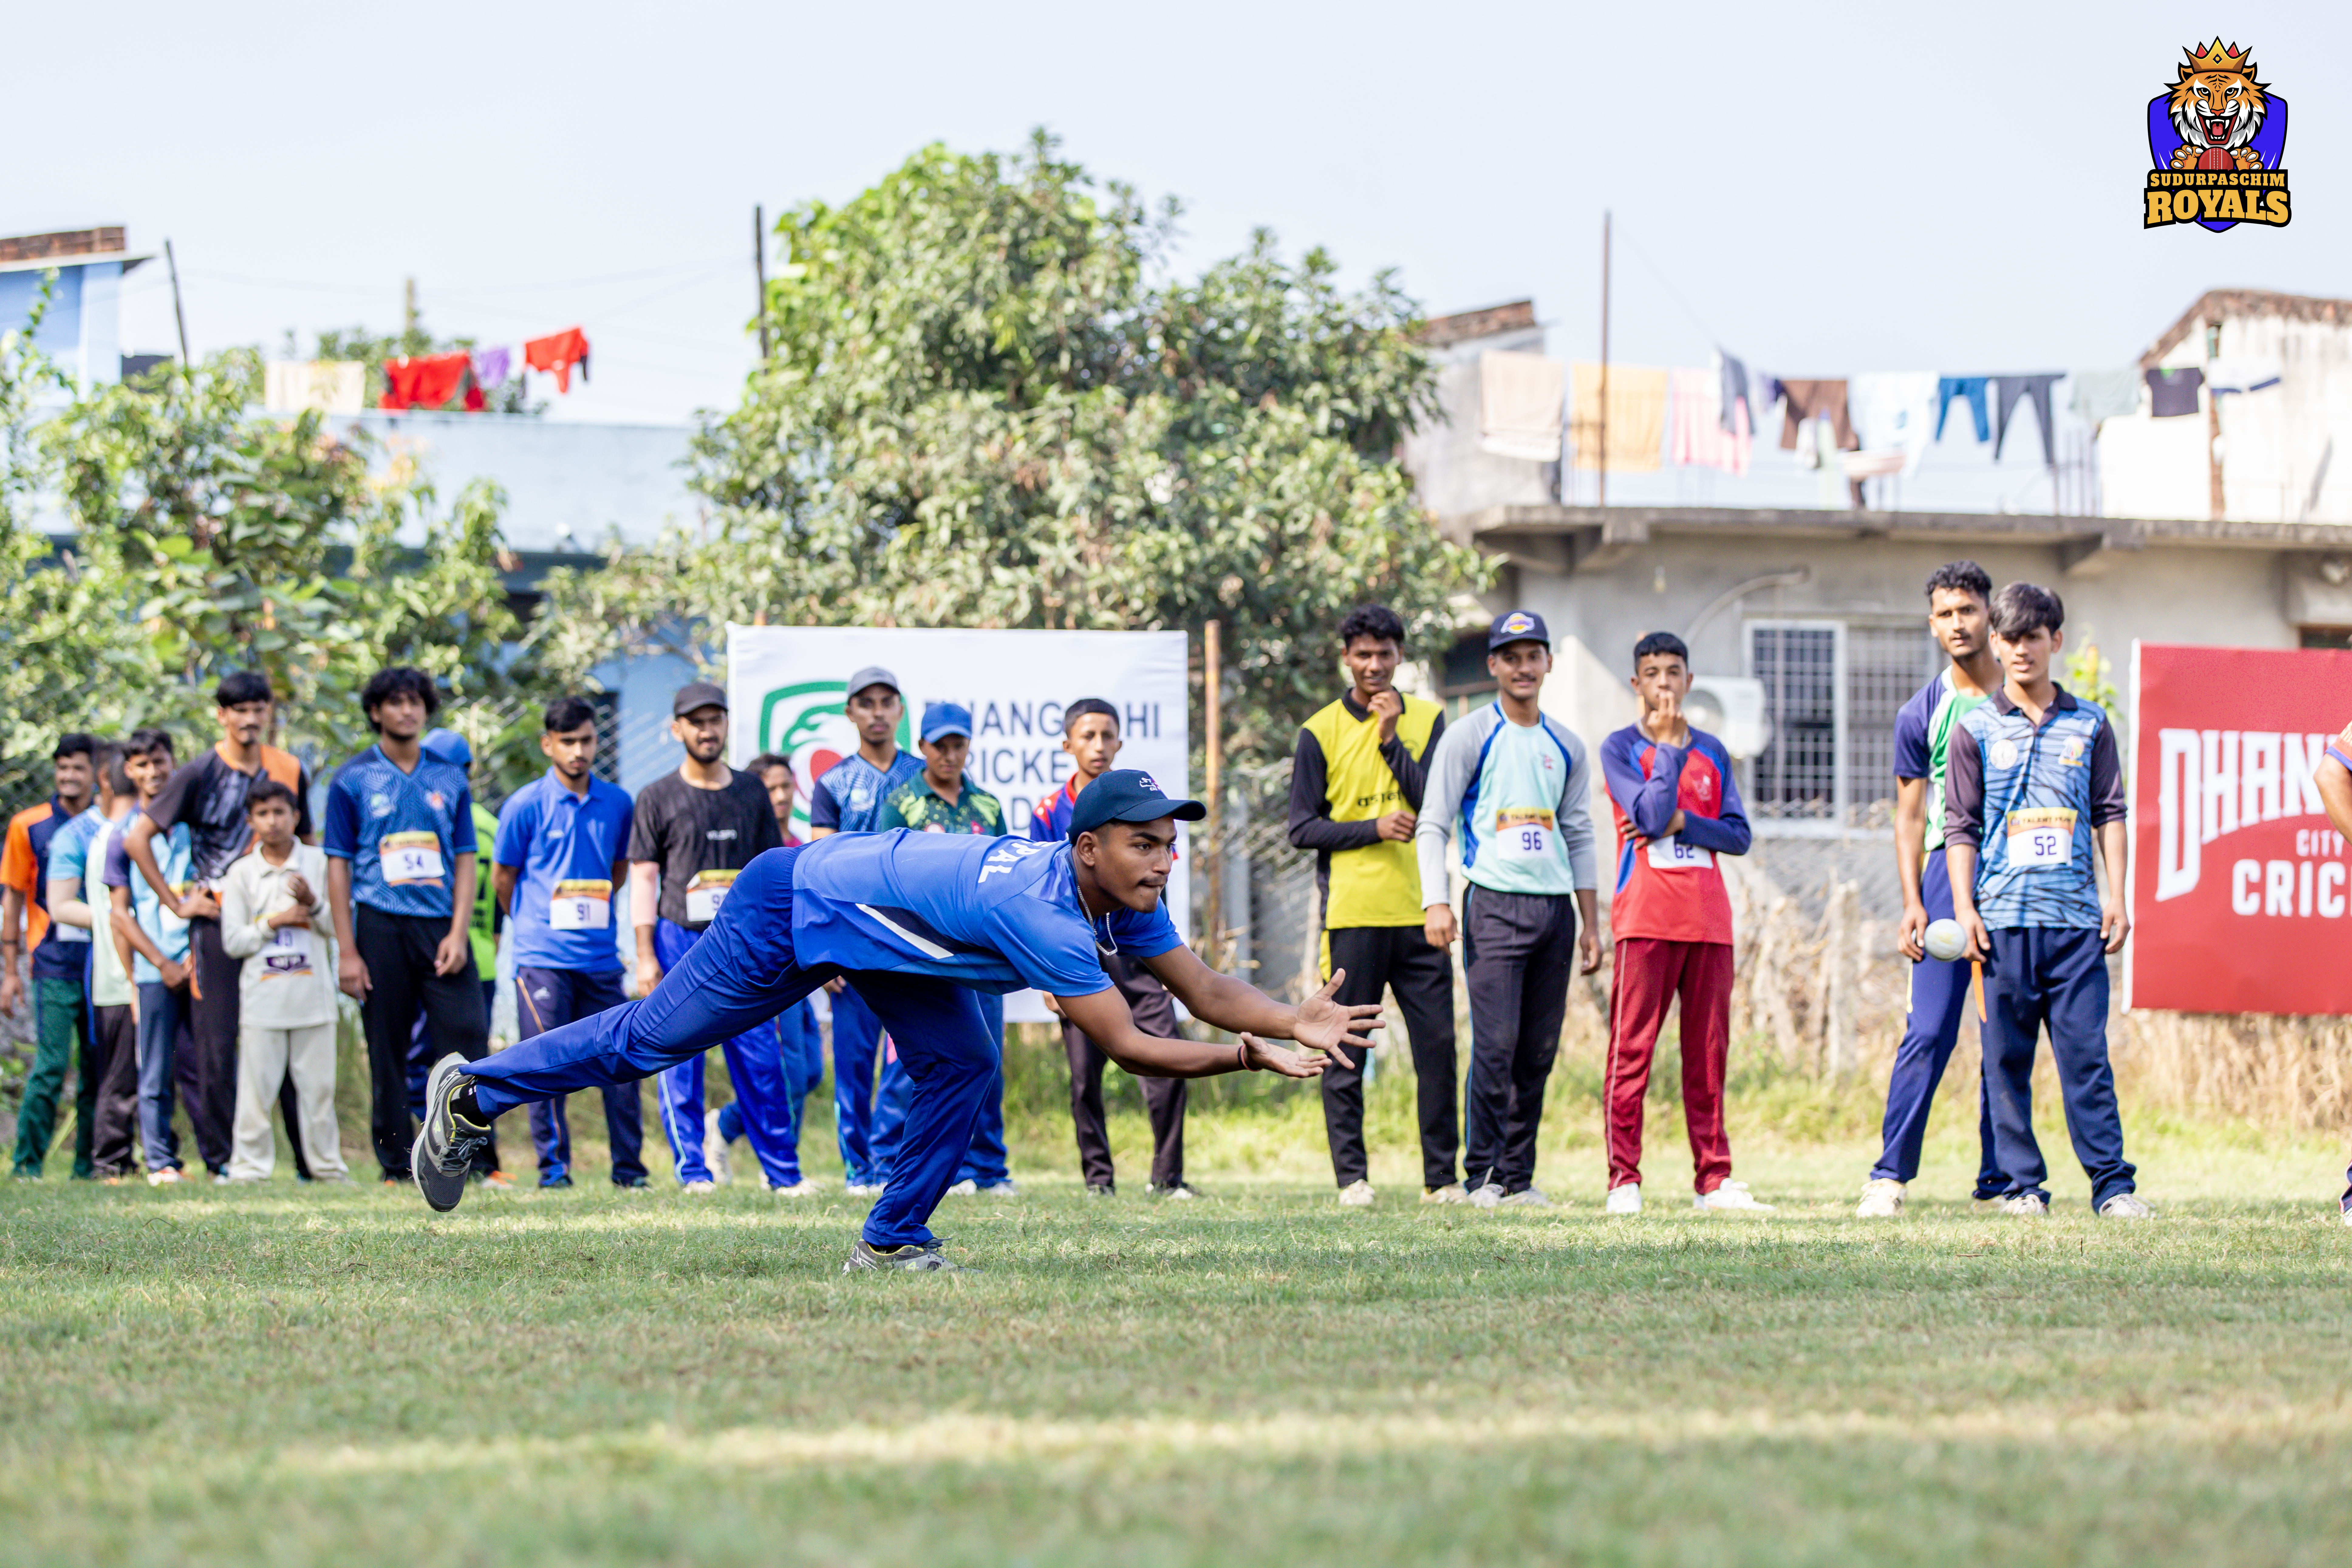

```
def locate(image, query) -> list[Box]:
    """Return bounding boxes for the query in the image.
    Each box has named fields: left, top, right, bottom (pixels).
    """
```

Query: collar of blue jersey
left=538, top=766, right=609, bottom=800
left=1987, top=683, right=2080, bottom=718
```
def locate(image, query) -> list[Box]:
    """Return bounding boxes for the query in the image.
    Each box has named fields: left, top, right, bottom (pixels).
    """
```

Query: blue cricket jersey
left=322, top=745, right=478, bottom=918
left=494, top=770, right=635, bottom=972
left=790, top=830, right=1181, bottom=996
left=1943, top=685, right=2126, bottom=930
left=808, top=750, right=924, bottom=835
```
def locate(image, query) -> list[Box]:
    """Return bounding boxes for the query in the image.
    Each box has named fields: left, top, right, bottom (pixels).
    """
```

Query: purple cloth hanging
left=473, top=345, right=511, bottom=391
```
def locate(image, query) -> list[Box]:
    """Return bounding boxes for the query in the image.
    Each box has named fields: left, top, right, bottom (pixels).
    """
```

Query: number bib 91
left=549, top=878, right=612, bottom=931
left=1494, top=808, right=1555, bottom=860
left=2006, top=807, right=2077, bottom=869
left=380, top=832, right=445, bottom=886
left=685, top=868, right=738, bottom=925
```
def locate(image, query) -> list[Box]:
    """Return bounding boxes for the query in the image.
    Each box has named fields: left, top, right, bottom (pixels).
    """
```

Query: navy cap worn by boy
left=1066, top=768, right=1206, bottom=841
left=921, top=702, right=973, bottom=743
left=1488, top=610, right=1550, bottom=650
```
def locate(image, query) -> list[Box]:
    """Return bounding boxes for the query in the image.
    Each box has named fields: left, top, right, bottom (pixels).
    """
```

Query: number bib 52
left=2006, top=807, right=2077, bottom=869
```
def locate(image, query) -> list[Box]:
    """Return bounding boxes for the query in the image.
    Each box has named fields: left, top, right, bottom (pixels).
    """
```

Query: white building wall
left=1398, top=322, right=1557, bottom=519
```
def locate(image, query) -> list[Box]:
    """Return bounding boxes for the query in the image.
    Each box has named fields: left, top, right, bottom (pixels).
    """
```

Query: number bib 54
left=381, top=832, right=445, bottom=885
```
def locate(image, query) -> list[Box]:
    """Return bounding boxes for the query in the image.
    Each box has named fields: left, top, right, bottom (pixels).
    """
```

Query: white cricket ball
left=1923, top=918, right=1968, bottom=963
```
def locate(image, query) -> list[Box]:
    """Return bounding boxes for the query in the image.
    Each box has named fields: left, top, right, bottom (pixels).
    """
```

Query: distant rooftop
left=0, top=226, right=148, bottom=276
left=1417, top=299, right=1536, bottom=349
left=2145, top=288, right=2352, bottom=365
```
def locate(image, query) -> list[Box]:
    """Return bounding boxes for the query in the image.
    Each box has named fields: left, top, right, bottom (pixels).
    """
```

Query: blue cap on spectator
left=1067, top=768, right=1206, bottom=841
left=921, top=702, right=973, bottom=743
left=1487, top=609, right=1550, bottom=650
left=422, top=727, right=472, bottom=769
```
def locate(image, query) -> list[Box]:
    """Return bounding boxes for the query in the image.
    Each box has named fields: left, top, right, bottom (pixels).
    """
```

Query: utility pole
left=164, top=238, right=191, bottom=368
left=752, top=204, right=771, bottom=361
left=1598, top=211, right=1612, bottom=509
left=1203, top=619, right=1223, bottom=962
left=404, top=276, right=418, bottom=339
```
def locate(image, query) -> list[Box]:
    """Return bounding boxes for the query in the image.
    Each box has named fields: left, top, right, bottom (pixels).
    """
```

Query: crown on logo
left=2181, top=37, right=2254, bottom=76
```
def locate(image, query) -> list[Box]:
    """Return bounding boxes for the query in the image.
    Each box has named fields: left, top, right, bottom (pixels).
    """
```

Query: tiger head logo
left=2167, top=38, right=2269, bottom=171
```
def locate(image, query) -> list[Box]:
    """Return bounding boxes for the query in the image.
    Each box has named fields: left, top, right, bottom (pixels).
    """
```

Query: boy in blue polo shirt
left=1945, top=583, right=2146, bottom=1219
left=325, top=667, right=498, bottom=1183
left=494, top=697, right=644, bottom=1188
left=411, top=772, right=1379, bottom=1272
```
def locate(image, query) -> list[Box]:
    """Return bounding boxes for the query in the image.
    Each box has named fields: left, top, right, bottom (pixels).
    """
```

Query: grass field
left=5, top=1090, right=2350, bottom=1568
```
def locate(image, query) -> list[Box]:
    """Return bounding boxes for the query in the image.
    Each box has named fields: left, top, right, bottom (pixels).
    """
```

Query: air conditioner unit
left=1685, top=675, right=1772, bottom=759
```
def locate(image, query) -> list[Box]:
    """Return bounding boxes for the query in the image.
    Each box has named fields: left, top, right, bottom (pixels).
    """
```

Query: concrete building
left=0, top=227, right=152, bottom=389
left=1405, top=297, right=2352, bottom=844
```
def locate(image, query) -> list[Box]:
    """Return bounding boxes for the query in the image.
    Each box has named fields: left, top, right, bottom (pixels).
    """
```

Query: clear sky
left=17, top=2, right=2347, bottom=427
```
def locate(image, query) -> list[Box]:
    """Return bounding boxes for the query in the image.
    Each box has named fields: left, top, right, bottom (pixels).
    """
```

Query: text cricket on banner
left=726, top=625, right=1193, bottom=1024
left=2128, top=642, right=2352, bottom=1015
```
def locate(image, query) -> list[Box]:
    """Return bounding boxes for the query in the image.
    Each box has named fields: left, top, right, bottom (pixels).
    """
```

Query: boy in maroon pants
left=1597, top=632, right=1770, bottom=1214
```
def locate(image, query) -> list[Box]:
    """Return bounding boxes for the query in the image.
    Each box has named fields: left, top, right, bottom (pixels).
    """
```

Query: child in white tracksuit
left=219, top=781, right=347, bottom=1180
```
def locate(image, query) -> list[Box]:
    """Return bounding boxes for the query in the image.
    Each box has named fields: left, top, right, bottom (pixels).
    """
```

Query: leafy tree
left=1, top=349, right=538, bottom=766
left=541, top=134, right=1481, bottom=764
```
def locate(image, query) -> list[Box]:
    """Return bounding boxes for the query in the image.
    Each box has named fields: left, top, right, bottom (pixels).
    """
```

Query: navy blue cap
left=1067, top=768, right=1206, bottom=840
left=1487, top=609, right=1550, bottom=650
left=920, top=702, right=972, bottom=743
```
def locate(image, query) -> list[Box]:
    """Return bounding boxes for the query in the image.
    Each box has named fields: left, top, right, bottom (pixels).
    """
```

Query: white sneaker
left=944, top=1179, right=979, bottom=1197
left=1856, top=1177, right=1906, bottom=1218
left=845, top=1182, right=885, bottom=1197
left=145, top=1168, right=183, bottom=1187
left=702, top=1109, right=732, bottom=1185
left=1468, top=1183, right=1505, bottom=1210
left=680, top=1178, right=717, bottom=1194
left=768, top=1179, right=822, bottom=1198
left=1605, top=1183, right=1642, bottom=1215
left=1337, top=1179, right=1376, bottom=1208
left=1421, top=1183, right=1470, bottom=1205
left=2097, top=1192, right=2154, bottom=1219
left=2340, top=1204, right=2352, bottom=1228
left=1498, top=1187, right=1553, bottom=1209
left=2001, top=1192, right=2049, bottom=1216
left=1695, top=1180, right=1776, bottom=1213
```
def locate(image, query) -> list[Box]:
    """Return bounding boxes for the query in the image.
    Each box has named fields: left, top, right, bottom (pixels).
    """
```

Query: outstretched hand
left=1288, top=968, right=1384, bottom=1070
left=1238, top=1033, right=1329, bottom=1078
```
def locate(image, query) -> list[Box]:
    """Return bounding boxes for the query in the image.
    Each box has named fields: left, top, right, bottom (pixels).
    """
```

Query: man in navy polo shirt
left=806, top=665, right=923, bottom=1194
left=414, top=772, right=1381, bottom=1272
left=494, top=697, right=644, bottom=1189
left=326, top=667, right=498, bottom=1183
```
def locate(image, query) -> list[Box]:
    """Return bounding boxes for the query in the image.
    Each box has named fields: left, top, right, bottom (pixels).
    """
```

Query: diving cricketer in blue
left=411, top=772, right=1379, bottom=1270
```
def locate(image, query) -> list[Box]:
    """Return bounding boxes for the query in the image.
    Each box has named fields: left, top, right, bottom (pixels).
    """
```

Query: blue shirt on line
left=808, top=750, right=924, bottom=836
left=322, top=745, right=478, bottom=919
left=790, top=830, right=1181, bottom=996
left=493, top=770, right=635, bottom=973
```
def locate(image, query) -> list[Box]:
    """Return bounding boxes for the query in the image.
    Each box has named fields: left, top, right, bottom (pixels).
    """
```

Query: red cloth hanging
left=523, top=327, right=590, bottom=393
left=381, top=352, right=471, bottom=410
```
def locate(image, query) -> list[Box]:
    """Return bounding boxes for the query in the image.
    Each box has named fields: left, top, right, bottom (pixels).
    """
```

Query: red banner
left=2128, top=642, right=2352, bottom=1014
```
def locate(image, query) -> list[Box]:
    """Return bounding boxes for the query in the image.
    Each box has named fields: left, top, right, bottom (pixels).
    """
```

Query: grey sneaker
left=1422, top=1183, right=1471, bottom=1205
left=2098, top=1192, right=2154, bottom=1219
left=412, top=1054, right=491, bottom=1214
left=1499, top=1187, right=1554, bottom=1209
left=1468, top=1182, right=1505, bottom=1210
left=703, top=1108, right=732, bottom=1185
left=944, top=1179, right=979, bottom=1196
left=843, top=1238, right=975, bottom=1273
left=2001, top=1191, right=2050, bottom=1216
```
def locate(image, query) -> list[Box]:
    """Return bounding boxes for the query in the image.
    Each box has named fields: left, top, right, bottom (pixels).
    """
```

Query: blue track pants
left=515, top=967, right=645, bottom=1186
left=1870, top=851, right=2003, bottom=1193
left=651, top=917, right=805, bottom=1188
left=1981, top=925, right=2135, bottom=1208
left=469, top=847, right=997, bottom=1247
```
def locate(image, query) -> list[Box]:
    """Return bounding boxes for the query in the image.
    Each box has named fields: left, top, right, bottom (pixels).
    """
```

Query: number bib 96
left=2006, top=807, right=2077, bottom=869
left=549, top=879, right=612, bottom=931
left=685, top=868, right=738, bottom=925
left=1494, top=808, right=1555, bottom=860
left=380, top=832, right=445, bottom=886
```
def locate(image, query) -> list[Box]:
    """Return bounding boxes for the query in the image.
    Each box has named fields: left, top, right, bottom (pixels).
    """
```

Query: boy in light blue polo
left=494, top=697, right=644, bottom=1188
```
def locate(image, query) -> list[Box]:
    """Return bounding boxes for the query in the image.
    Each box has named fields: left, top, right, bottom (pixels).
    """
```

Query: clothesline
left=380, top=326, right=592, bottom=411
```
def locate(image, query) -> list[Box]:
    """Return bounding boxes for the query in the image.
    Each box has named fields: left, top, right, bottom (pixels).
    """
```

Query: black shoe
left=611, top=1174, right=650, bottom=1189
left=1085, top=1182, right=1115, bottom=1198
left=412, top=1054, right=490, bottom=1213
left=843, top=1238, right=975, bottom=1273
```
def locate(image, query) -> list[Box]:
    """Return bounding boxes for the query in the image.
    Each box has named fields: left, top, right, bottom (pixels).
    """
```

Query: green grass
left=4, top=1100, right=2350, bottom=1567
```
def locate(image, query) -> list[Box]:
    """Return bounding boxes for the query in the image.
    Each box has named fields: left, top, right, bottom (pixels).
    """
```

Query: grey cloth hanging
left=1995, top=373, right=2061, bottom=465
left=2146, top=366, right=2204, bottom=418
left=1717, top=350, right=1750, bottom=435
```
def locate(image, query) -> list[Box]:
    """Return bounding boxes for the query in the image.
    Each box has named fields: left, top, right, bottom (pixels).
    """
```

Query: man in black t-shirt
left=122, top=672, right=315, bottom=1180
left=626, top=682, right=792, bottom=1189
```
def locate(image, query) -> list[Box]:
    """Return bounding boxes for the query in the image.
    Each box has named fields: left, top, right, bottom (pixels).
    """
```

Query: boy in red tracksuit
left=1597, top=632, right=1769, bottom=1214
